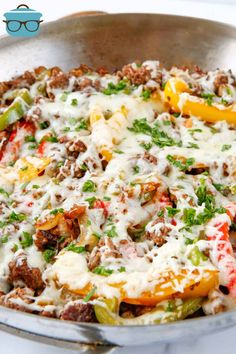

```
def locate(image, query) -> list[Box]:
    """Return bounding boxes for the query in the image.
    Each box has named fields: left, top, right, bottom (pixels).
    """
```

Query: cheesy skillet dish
left=0, top=61, right=236, bottom=325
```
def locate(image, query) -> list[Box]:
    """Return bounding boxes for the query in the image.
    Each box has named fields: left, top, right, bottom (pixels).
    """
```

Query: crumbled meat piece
left=145, top=232, right=167, bottom=247
left=118, top=64, right=151, bottom=85
left=185, top=166, right=209, bottom=175
left=214, top=73, right=228, bottom=95
left=96, top=67, right=109, bottom=76
left=65, top=139, right=87, bottom=158
left=88, top=250, right=101, bottom=271
left=7, top=70, right=36, bottom=90
left=143, top=151, right=157, bottom=165
left=60, top=303, right=97, bottom=322
left=69, top=64, right=92, bottom=77
left=48, top=67, right=69, bottom=89
left=0, top=287, right=34, bottom=313
left=57, top=159, right=86, bottom=180
left=222, top=162, right=229, bottom=177
left=8, top=256, right=44, bottom=292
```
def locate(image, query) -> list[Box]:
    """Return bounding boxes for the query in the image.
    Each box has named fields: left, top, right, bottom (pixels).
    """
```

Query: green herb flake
left=83, top=286, right=97, bottom=302
left=50, top=208, right=64, bottom=215
left=66, top=243, right=85, bottom=253
left=140, top=142, right=153, bottom=151
left=0, top=188, right=9, bottom=197
left=113, top=149, right=124, bottom=154
left=85, top=196, right=97, bottom=207
left=9, top=211, right=27, bottom=223
left=1, top=235, right=9, bottom=244
left=82, top=180, right=97, bottom=193
left=118, top=266, right=126, bottom=273
left=167, top=155, right=195, bottom=171
left=93, top=266, right=113, bottom=276
left=75, top=120, right=88, bottom=131
left=200, top=93, right=215, bottom=106
left=105, top=225, right=118, bottom=238
left=39, top=121, right=49, bottom=130
left=221, top=144, right=232, bottom=152
left=20, top=231, right=33, bottom=249
left=24, top=135, right=36, bottom=143
left=133, top=165, right=140, bottom=174
left=43, top=249, right=56, bottom=263
left=141, top=89, right=151, bottom=101
left=186, top=142, right=199, bottom=149
left=60, top=92, right=69, bottom=102
left=166, top=207, right=180, bottom=217
left=71, top=98, right=78, bottom=106
left=103, top=80, right=127, bottom=95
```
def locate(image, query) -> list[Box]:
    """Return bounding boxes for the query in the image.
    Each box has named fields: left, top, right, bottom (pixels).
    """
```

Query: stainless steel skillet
left=0, top=13, right=236, bottom=352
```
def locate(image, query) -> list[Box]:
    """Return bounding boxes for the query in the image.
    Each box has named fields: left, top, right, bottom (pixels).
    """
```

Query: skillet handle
left=60, top=11, right=107, bottom=19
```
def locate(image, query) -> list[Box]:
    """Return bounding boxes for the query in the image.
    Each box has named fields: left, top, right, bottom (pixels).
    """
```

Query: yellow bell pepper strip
left=65, top=269, right=218, bottom=306
left=94, top=297, right=203, bottom=325
left=0, top=89, right=33, bottom=131
left=122, top=269, right=218, bottom=306
left=164, top=78, right=236, bottom=125
left=17, top=156, right=51, bottom=182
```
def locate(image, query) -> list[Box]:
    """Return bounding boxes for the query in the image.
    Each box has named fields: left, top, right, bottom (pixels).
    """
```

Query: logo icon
left=3, top=4, right=43, bottom=37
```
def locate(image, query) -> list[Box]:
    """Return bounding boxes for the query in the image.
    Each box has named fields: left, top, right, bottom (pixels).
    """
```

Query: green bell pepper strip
left=0, top=89, right=33, bottom=131
left=94, top=297, right=203, bottom=325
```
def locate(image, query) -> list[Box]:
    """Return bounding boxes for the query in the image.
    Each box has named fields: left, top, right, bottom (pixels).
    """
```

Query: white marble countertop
left=1, top=0, right=236, bottom=353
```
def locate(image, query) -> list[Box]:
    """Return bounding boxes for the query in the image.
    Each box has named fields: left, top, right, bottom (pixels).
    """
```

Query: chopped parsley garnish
left=200, top=93, right=215, bottom=106
left=0, top=188, right=9, bottom=197
left=85, top=196, right=97, bottom=207
left=39, top=121, right=49, bottom=130
left=60, top=92, right=69, bottom=102
left=105, top=225, right=118, bottom=238
left=212, top=183, right=230, bottom=197
left=28, top=144, right=37, bottom=150
left=50, top=208, right=64, bottom=215
left=167, top=155, right=195, bottom=171
left=32, top=184, right=40, bottom=189
left=113, top=149, right=124, bottom=154
left=118, top=266, right=126, bottom=272
left=141, top=89, right=151, bottom=101
left=1, top=235, right=8, bottom=244
left=20, top=166, right=28, bottom=171
left=82, top=180, right=97, bottom=193
left=166, top=207, right=180, bottom=217
left=187, top=142, right=199, bottom=149
left=9, top=211, right=27, bottom=223
left=133, top=165, right=140, bottom=174
left=75, top=119, right=88, bottom=131
left=71, top=98, right=78, bottom=106
left=129, top=118, right=178, bottom=148
left=42, top=135, right=58, bottom=143
left=83, top=286, right=97, bottom=302
left=12, top=244, right=18, bottom=253
left=189, top=129, right=202, bottom=137
left=140, top=142, right=153, bottom=151
left=66, top=243, right=85, bottom=253
left=43, top=249, right=56, bottom=263
left=103, top=80, right=127, bottom=95
left=20, top=231, right=33, bottom=249
left=221, top=144, right=231, bottom=152
left=93, top=266, right=113, bottom=276
left=103, top=196, right=111, bottom=201
left=24, top=135, right=36, bottom=143
left=63, top=127, right=70, bottom=132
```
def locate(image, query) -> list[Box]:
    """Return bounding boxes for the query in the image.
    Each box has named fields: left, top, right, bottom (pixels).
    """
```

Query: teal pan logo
left=3, top=4, right=43, bottom=37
